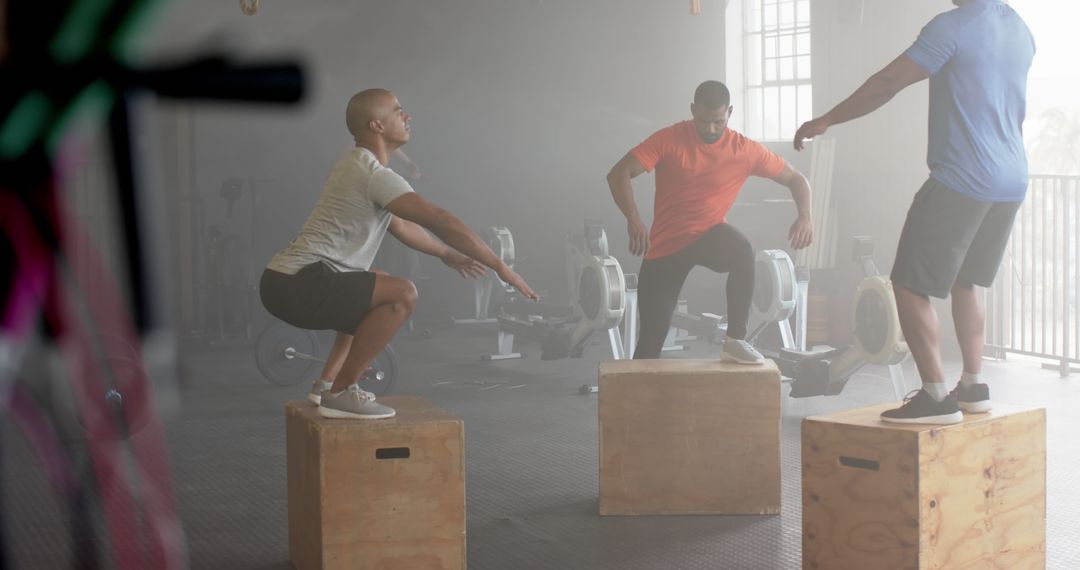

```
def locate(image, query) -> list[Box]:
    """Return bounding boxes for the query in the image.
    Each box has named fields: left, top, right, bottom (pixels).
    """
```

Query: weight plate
left=255, top=321, right=320, bottom=386
left=357, top=345, right=398, bottom=396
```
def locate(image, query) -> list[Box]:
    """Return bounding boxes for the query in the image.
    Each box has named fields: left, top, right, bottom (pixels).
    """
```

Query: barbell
left=254, top=321, right=397, bottom=396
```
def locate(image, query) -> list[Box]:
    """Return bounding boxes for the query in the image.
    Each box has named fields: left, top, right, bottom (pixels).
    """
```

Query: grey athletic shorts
left=259, top=261, right=377, bottom=334
left=891, top=178, right=1021, bottom=299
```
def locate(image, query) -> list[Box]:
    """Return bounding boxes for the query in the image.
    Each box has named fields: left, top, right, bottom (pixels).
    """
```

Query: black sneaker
left=880, top=389, right=963, bottom=425
left=951, top=382, right=991, bottom=413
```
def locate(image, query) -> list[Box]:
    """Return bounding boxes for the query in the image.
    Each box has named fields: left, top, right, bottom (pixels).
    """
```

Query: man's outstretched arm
left=388, top=216, right=485, bottom=279
left=388, top=216, right=448, bottom=257
left=384, top=193, right=538, bottom=299
left=794, top=54, right=929, bottom=150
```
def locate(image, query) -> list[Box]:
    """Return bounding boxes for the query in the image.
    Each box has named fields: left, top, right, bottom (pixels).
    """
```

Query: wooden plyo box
left=598, top=359, right=782, bottom=516
left=286, top=396, right=465, bottom=570
left=802, top=403, right=1046, bottom=569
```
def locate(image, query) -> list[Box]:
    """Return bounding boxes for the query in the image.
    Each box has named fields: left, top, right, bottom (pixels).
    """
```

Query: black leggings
left=634, top=223, right=754, bottom=359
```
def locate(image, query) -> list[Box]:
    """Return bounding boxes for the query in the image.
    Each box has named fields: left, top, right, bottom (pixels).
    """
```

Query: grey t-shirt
left=267, top=147, right=414, bottom=274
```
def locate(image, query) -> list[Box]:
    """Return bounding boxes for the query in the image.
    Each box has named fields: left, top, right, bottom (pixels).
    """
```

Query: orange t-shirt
left=631, top=121, right=785, bottom=260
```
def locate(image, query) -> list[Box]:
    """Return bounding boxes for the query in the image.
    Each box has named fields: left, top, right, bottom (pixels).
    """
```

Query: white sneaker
left=319, top=385, right=396, bottom=420
left=720, top=338, right=765, bottom=365
left=308, top=380, right=374, bottom=405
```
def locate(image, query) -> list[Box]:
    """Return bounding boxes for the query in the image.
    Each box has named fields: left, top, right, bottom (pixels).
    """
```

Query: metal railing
left=986, top=174, right=1080, bottom=376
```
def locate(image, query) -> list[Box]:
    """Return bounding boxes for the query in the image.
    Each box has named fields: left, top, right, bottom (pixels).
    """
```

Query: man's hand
left=405, top=164, right=422, bottom=181
left=497, top=267, right=539, bottom=301
left=793, top=118, right=830, bottom=151
left=441, top=251, right=485, bottom=279
left=627, top=216, right=650, bottom=257
left=788, top=216, right=814, bottom=250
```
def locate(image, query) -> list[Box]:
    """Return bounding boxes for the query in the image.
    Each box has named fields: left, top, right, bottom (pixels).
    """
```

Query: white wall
left=809, top=0, right=968, bottom=351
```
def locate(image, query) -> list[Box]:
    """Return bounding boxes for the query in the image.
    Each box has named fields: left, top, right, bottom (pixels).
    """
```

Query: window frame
left=740, top=0, right=813, bottom=141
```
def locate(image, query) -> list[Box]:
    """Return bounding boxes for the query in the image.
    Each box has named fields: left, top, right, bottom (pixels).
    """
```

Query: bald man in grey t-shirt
left=261, top=88, right=537, bottom=420
left=268, top=146, right=414, bottom=275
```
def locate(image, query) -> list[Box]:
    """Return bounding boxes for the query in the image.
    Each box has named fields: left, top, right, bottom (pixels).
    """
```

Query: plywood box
left=802, top=403, right=1046, bottom=569
left=598, top=359, right=782, bottom=516
left=287, top=397, right=465, bottom=570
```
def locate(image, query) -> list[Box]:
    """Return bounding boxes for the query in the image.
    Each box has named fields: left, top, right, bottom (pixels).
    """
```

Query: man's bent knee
left=396, top=279, right=419, bottom=312
left=372, top=275, right=419, bottom=313
left=386, top=278, right=417, bottom=312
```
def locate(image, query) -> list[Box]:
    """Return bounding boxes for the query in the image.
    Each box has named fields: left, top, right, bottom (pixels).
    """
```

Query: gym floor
left=3, top=325, right=1078, bottom=569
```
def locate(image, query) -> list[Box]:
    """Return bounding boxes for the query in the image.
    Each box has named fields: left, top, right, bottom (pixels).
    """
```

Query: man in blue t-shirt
left=794, top=0, right=1035, bottom=424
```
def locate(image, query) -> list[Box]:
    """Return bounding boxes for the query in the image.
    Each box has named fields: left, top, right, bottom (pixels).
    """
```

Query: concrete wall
left=150, top=0, right=730, bottom=319
left=150, top=0, right=971, bottom=347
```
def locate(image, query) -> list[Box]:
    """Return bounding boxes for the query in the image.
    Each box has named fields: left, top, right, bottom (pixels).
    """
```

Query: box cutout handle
left=375, top=447, right=410, bottom=460
left=839, top=456, right=879, bottom=471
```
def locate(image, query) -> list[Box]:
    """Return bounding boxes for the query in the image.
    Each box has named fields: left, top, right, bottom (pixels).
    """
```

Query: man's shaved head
left=346, top=88, right=395, bottom=138
left=694, top=81, right=731, bottom=110
left=690, top=81, right=733, bottom=144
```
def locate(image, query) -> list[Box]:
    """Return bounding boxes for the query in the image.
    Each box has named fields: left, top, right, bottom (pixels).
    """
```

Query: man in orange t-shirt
left=607, top=81, right=814, bottom=362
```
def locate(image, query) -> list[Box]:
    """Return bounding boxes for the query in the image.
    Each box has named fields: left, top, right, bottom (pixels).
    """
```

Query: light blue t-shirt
left=904, top=0, right=1035, bottom=202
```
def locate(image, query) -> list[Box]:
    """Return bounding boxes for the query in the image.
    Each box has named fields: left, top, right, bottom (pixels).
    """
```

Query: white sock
left=959, top=372, right=980, bottom=387
left=924, top=382, right=950, bottom=402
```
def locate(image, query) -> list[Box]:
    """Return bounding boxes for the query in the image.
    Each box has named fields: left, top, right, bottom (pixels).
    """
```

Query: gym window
left=742, top=0, right=812, bottom=141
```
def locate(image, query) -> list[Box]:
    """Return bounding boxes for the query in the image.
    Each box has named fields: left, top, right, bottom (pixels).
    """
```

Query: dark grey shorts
left=890, top=178, right=1021, bottom=299
left=259, top=261, right=377, bottom=334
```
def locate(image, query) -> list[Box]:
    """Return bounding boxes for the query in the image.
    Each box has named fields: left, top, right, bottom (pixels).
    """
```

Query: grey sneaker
left=308, top=380, right=374, bottom=405
left=319, top=384, right=396, bottom=420
left=308, top=380, right=331, bottom=405
left=720, top=338, right=765, bottom=365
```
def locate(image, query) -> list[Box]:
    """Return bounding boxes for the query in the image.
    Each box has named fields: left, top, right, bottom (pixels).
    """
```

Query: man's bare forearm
left=819, top=56, right=929, bottom=127
left=393, top=219, right=449, bottom=258
left=820, top=74, right=901, bottom=127
left=786, top=174, right=812, bottom=219
left=425, top=212, right=507, bottom=272
left=607, top=169, right=641, bottom=222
